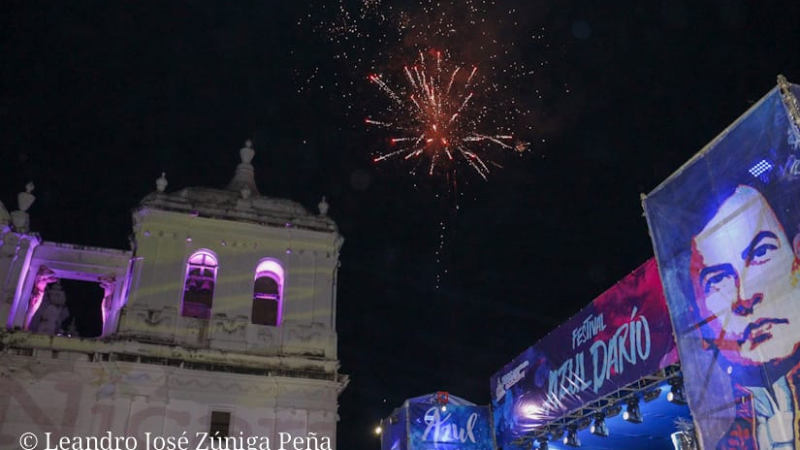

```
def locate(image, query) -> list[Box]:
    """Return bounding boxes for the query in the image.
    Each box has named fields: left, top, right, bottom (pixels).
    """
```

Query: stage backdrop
left=381, top=393, right=494, bottom=450
left=643, top=79, right=800, bottom=449
left=490, top=258, right=678, bottom=448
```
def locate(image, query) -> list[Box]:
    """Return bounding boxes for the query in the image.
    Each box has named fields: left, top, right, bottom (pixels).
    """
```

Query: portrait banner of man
left=643, top=76, right=800, bottom=450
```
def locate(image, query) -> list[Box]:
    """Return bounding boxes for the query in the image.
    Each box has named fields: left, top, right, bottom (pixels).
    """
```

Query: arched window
left=252, top=259, right=284, bottom=326
left=182, top=250, right=217, bottom=319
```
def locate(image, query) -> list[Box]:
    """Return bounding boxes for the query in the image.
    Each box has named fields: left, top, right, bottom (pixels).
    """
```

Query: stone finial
left=240, top=139, right=255, bottom=163
left=318, top=196, right=329, bottom=216
left=156, top=172, right=168, bottom=192
left=226, top=139, right=260, bottom=196
left=18, top=181, right=35, bottom=212
left=11, top=181, right=35, bottom=232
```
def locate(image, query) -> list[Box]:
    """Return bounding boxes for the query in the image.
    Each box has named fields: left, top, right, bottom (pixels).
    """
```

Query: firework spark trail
left=410, top=95, right=423, bottom=113
left=405, top=148, right=424, bottom=159
left=464, top=66, right=478, bottom=90
left=445, top=67, right=460, bottom=95
left=404, top=66, right=418, bottom=91
left=429, top=150, right=439, bottom=175
left=436, top=50, right=442, bottom=89
left=365, top=119, right=393, bottom=127
left=466, top=134, right=514, bottom=148
left=367, top=50, right=515, bottom=180
left=413, top=66, right=423, bottom=88
left=420, top=68, right=431, bottom=101
left=457, top=146, right=489, bottom=180
left=374, top=147, right=409, bottom=162
left=368, top=74, right=403, bottom=105
left=450, top=92, right=473, bottom=124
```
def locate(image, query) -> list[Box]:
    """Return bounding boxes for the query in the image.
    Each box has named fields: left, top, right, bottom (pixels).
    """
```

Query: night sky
left=2, top=2, right=799, bottom=449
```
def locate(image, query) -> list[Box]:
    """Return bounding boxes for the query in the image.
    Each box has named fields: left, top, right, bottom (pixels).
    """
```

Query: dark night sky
left=2, top=2, right=799, bottom=449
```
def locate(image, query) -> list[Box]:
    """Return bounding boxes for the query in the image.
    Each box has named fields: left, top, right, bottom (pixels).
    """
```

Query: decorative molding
left=137, top=308, right=172, bottom=327
left=212, top=314, right=248, bottom=337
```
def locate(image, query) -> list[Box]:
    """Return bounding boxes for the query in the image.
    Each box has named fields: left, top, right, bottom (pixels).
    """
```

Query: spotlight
left=623, top=398, right=643, bottom=424
left=605, top=404, right=622, bottom=418
left=537, top=438, right=549, bottom=450
left=550, top=428, right=564, bottom=440
left=668, top=380, right=688, bottom=405
left=374, top=425, right=383, bottom=435
left=562, top=428, right=580, bottom=448
left=642, top=388, right=661, bottom=402
left=576, top=417, right=592, bottom=431
left=590, top=415, right=608, bottom=437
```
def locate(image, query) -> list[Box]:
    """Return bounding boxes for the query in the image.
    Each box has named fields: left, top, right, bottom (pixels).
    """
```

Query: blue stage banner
left=643, top=78, right=800, bottom=450
left=407, top=403, right=494, bottom=450
left=490, top=259, right=678, bottom=447
left=381, top=406, right=408, bottom=450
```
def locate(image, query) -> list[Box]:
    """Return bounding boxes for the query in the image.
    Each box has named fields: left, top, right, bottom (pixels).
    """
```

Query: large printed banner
left=381, top=407, right=408, bottom=450
left=382, top=395, right=493, bottom=450
left=490, top=258, right=677, bottom=447
left=408, top=404, right=493, bottom=450
left=643, top=79, right=800, bottom=450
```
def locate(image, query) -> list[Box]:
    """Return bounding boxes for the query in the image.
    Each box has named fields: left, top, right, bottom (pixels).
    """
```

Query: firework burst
left=367, top=49, right=523, bottom=179
left=296, top=0, right=552, bottom=114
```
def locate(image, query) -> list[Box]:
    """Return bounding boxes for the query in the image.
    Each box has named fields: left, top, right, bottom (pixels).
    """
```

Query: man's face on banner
left=690, top=186, right=800, bottom=366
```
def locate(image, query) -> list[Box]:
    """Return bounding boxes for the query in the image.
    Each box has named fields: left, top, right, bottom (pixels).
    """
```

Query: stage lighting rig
left=562, top=427, right=580, bottom=448
left=623, top=397, right=643, bottom=424
left=605, top=403, right=623, bottom=418
left=668, top=378, right=688, bottom=405
left=642, top=388, right=661, bottom=403
left=590, top=414, right=608, bottom=437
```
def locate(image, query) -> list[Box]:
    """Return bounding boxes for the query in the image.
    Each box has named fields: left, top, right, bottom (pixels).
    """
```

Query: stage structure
left=490, top=259, right=687, bottom=449
left=380, top=392, right=495, bottom=450
left=644, top=76, right=800, bottom=450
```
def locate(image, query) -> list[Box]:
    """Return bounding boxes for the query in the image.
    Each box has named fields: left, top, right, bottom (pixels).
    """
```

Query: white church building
left=0, top=141, right=347, bottom=449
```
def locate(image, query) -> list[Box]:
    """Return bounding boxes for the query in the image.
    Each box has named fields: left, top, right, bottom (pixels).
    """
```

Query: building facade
left=0, top=141, right=347, bottom=449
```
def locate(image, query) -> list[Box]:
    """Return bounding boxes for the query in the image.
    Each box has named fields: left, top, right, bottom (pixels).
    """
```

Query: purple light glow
left=182, top=250, right=218, bottom=319
left=255, top=259, right=285, bottom=326
left=8, top=243, right=37, bottom=330
left=188, top=250, right=217, bottom=266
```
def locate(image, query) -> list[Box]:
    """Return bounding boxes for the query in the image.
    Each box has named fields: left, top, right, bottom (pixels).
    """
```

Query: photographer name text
left=18, top=431, right=332, bottom=450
